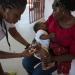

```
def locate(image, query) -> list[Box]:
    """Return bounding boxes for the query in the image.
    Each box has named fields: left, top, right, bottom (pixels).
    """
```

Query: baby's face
left=38, top=23, right=48, bottom=31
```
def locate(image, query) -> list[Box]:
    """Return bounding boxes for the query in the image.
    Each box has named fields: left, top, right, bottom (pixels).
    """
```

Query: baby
left=32, top=22, right=55, bottom=70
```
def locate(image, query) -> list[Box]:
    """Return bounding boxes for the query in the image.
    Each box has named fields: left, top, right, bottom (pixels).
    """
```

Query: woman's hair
left=33, top=22, right=44, bottom=33
left=57, top=0, right=75, bottom=11
left=0, top=0, right=27, bottom=9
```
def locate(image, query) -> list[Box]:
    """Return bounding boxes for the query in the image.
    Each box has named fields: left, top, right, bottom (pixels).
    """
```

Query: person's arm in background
left=9, top=27, right=30, bottom=47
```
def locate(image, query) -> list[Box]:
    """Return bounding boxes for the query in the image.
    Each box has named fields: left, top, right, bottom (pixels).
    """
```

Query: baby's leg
left=39, top=49, right=52, bottom=70
left=34, top=48, right=55, bottom=70
left=40, top=48, right=55, bottom=70
left=41, top=59, right=55, bottom=70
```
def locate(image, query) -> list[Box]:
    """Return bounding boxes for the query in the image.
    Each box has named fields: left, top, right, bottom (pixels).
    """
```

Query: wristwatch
left=25, top=44, right=30, bottom=49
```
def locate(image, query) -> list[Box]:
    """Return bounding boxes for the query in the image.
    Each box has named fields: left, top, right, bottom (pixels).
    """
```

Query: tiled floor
left=0, top=4, right=66, bottom=75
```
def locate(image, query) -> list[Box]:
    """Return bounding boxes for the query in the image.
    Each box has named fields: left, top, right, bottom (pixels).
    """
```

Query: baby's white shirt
left=35, top=30, right=50, bottom=49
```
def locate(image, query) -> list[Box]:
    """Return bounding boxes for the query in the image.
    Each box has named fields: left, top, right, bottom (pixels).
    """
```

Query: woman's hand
left=21, top=46, right=36, bottom=57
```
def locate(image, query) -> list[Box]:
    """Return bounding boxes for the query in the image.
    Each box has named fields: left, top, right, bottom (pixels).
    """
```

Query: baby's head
left=33, top=22, right=48, bottom=33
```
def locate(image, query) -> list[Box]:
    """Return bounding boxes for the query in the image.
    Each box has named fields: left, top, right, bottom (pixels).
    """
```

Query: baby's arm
left=40, top=33, right=55, bottom=40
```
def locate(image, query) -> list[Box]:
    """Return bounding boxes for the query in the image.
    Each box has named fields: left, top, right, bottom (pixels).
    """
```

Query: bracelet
left=25, top=44, right=30, bottom=49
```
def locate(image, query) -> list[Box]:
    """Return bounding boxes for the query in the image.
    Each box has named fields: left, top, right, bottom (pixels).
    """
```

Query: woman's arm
left=0, top=47, right=36, bottom=59
left=41, top=53, right=75, bottom=63
left=52, top=53, right=75, bottom=61
left=9, top=27, right=29, bottom=46
left=0, top=51, right=23, bottom=59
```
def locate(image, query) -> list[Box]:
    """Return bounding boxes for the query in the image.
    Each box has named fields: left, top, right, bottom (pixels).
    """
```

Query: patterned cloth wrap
left=50, top=43, right=72, bottom=75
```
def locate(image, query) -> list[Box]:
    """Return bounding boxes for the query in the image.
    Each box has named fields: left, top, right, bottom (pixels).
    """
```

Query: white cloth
left=0, top=19, right=15, bottom=41
left=35, top=30, right=50, bottom=49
